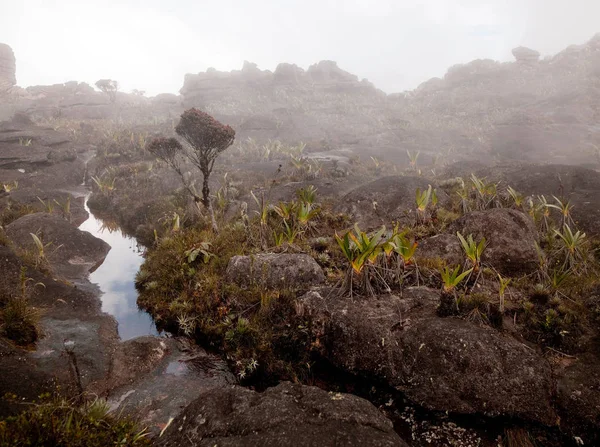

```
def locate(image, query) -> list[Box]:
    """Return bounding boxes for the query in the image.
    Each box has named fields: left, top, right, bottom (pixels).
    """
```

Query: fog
left=1, top=0, right=599, bottom=95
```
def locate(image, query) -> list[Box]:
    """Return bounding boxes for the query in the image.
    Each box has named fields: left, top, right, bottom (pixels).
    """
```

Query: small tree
left=147, top=137, right=201, bottom=204
left=147, top=109, right=235, bottom=232
left=95, top=79, right=119, bottom=103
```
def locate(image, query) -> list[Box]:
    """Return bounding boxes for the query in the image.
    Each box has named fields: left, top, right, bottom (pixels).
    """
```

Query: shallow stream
left=78, top=195, right=160, bottom=340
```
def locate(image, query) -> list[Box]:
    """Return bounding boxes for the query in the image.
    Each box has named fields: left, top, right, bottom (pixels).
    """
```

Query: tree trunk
left=201, top=170, right=210, bottom=208
left=201, top=169, right=218, bottom=233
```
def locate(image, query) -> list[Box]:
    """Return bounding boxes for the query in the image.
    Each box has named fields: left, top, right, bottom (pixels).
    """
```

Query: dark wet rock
left=33, top=314, right=120, bottom=389
left=416, top=233, right=463, bottom=267
left=106, top=338, right=235, bottom=436
left=335, top=176, right=449, bottom=229
left=447, top=208, right=538, bottom=276
left=100, top=336, right=171, bottom=392
left=225, top=253, right=325, bottom=290
left=0, top=336, right=55, bottom=417
left=555, top=354, right=600, bottom=444
left=0, top=245, right=100, bottom=315
left=300, top=287, right=557, bottom=425
left=0, top=244, right=120, bottom=412
left=5, top=212, right=110, bottom=280
left=157, top=381, right=407, bottom=447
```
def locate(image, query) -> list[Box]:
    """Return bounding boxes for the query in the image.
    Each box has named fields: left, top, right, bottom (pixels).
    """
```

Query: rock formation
left=512, top=46, right=541, bottom=63
left=0, top=43, right=16, bottom=92
left=300, top=287, right=557, bottom=425
left=3, top=33, right=600, bottom=166
left=157, top=382, right=408, bottom=446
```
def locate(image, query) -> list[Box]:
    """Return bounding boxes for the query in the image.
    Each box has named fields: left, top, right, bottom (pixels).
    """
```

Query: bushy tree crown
left=175, top=108, right=235, bottom=158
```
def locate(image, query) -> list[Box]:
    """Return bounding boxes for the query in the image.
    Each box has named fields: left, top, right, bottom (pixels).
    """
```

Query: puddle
left=165, top=360, right=189, bottom=377
left=78, top=195, right=160, bottom=340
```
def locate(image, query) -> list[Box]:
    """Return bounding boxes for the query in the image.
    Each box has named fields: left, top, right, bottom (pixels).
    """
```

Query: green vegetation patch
left=0, top=395, right=149, bottom=447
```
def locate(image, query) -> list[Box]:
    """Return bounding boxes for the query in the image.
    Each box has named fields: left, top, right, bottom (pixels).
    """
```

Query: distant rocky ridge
left=179, top=33, right=600, bottom=165
left=1, top=33, right=600, bottom=165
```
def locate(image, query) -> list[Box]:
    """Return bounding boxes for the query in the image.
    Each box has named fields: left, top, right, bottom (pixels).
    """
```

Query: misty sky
left=1, top=0, right=599, bottom=96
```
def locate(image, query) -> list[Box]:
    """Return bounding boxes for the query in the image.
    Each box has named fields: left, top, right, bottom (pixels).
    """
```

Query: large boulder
left=415, top=233, right=463, bottom=267
left=157, top=382, right=407, bottom=447
left=225, top=253, right=325, bottom=290
left=512, top=46, right=541, bottom=63
left=335, top=176, right=449, bottom=229
left=555, top=354, right=600, bottom=444
left=300, top=288, right=557, bottom=425
left=5, top=212, right=110, bottom=280
left=0, top=43, right=16, bottom=92
left=447, top=208, right=539, bottom=276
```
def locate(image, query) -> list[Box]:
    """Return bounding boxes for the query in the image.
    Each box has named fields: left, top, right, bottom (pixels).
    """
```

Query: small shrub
left=0, top=395, right=149, bottom=446
left=1, top=268, right=41, bottom=345
left=1, top=297, right=39, bottom=345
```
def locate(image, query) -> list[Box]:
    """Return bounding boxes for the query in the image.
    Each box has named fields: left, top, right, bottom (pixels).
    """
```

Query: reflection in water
left=79, top=196, right=159, bottom=340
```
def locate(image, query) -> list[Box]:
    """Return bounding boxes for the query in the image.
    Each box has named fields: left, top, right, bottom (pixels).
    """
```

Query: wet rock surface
left=226, top=253, right=325, bottom=290
left=157, top=381, right=407, bottom=447
left=6, top=212, right=110, bottom=280
left=447, top=208, right=539, bottom=276
left=105, top=338, right=235, bottom=436
left=0, top=245, right=120, bottom=413
left=300, top=287, right=557, bottom=425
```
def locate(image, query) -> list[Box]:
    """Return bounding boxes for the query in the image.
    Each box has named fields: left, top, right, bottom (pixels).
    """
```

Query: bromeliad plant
left=553, top=224, right=588, bottom=273
left=506, top=186, right=525, bottom=209
left=547, top=196, right=575, bottom=228
left=528, top=195, right=553, bottom=234
left=457, top=231, right=486, bottom=273
left=273, top=220, right=301, bottom=246
left=335, top=224, right=390, bottom=297
left=30, top=233, right=54, bottom=269
left=251, top=190, right=270, bottom=249
left=415, top=185, right=438, bottom=224
left=2, top=181, right=18, bottom=192
left=296, top=185, right=317, bottom=205
left=295, top=186, right=320, bottom=231
left=470, top=174, right=499, bottom=210
left=438, top=265, right=473, bottom=316
left=272, top=201, right=296, bottom=223
left=497, top=273, right=511, bottom=313
left=296, top=201, right=319, bottom=229
left=382, top=227, right=419, bottom=286
left=91, top=175, right=116, bottom=194
left=407, top=150, right=420, bottom=173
